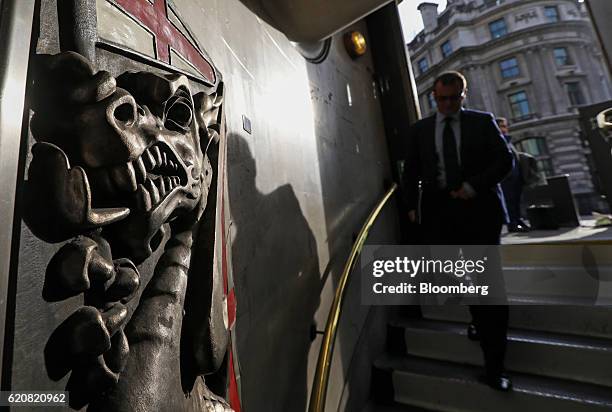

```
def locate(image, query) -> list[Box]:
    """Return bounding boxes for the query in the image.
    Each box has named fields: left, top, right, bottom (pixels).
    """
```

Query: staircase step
left=374, top=355, right=612, bottom=412
left=421, top=298, right=612, bottom=339
left=392, top=318, right=612, bottom=387
left=501, top=243, right=612, bottom=302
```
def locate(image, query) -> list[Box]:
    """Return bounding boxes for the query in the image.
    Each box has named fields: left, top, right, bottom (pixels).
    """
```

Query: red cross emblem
left=114, top=0, right=215, bottom=84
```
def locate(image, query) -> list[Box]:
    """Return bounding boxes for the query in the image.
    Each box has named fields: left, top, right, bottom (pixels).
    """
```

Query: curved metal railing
left=308, top=183, right=398, bottom=412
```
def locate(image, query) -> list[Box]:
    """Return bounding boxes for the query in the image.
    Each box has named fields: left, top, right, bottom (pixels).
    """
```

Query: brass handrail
left=308, top=183, right=398, bottom=412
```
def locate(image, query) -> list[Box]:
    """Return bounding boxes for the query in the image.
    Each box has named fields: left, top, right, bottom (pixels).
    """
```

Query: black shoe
left=517, top=219, right=531, bottom=229
left=486, top=374, right=513, bottom=392
left=467, top=323, right=480, bottom=341
left=508, top=223, right=530, bottom=233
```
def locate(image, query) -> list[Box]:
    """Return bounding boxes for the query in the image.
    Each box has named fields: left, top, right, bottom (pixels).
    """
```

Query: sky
left=399, top=0, right=448, bottom=42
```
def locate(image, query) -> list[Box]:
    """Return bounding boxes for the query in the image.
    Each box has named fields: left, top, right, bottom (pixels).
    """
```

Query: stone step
left=501, top=244, right=612, bottom=266
left=392, top=318, right=612, bottom=387
left=374, top=355, right=612, bottom=412
left=421, top=298, right=612, bottom=339
left=502, top=244, right=612, bottom=302
left=501, top=267, right=612, bottom=303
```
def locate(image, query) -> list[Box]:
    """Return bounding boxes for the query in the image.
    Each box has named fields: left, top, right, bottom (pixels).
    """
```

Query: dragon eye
left=164, top=89, right=193, bottom=133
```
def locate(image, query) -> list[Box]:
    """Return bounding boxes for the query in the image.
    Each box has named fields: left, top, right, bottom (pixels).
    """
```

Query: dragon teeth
left=136, top=184, right=152, bottom=211
left=145, top=178, right=160, bottom=204
left=134, top=157, right=147, bottom=183
left=143, top=149, right=156, bottom=171
left=158, top=176, right=166, bottom=195
left=164, top=176, right=173, bottom=191
left=162, top=152, right=168, bottom=166
left=156, top=183, right=163, bottom=196
left=152, top=146, right=163, bottom=165
left=126, top=162, right=138, bottom=191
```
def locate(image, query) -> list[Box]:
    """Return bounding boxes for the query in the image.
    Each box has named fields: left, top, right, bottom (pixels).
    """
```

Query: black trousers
left=421, top=191, right=509, bottom=376
left=501, top=167, right=523, bottom=225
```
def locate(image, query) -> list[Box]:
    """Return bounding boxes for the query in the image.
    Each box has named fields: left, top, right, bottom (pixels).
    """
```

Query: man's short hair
left=433, top=71, right=467, bottom=91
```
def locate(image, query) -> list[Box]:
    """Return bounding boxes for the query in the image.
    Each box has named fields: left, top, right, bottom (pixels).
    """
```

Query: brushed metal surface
left=586, top=0, right=612, bottom=74
left=0, top=0, right=35, bottom=385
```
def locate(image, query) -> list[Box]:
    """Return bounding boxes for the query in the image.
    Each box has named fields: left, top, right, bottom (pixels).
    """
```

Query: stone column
left=576, top=43, right=599, bottom=103
left=481, top=63, right=502, bottom=115
left=527, top=47, right=554, bottom=117
left=464, top=64, right=485, bottom=110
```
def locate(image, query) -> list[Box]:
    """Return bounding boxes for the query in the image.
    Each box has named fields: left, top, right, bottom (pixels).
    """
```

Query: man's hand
left=450, top=182, right=476, bottom=200
left=408, top=210, right=417, bottom=223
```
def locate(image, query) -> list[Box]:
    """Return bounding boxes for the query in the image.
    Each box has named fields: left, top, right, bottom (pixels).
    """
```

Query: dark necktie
left=443, top=117, right=461, bottom=190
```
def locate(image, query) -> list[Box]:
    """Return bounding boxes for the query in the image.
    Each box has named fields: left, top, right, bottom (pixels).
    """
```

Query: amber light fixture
left=343, top=31, right=367, bottom=58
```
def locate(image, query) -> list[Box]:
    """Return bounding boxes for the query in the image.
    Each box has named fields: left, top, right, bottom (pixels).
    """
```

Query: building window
left=483, top=0, right=501, bottom=7
left=566, top=82, right=586, bottom=106
left=489, top=18, right=508, bottom=39
left=483, top=0, right=503, bottom=9
left=536, top=157, right=555, bottom=178
left=536, top=158, right=555, bottom=178
left=500, top=57, right=520, bottom=78
left=440, top=40, right=453, bottom=58
left=508, top=91, right=532, bottom=120
left=427, top=92, right=437, bottom=111
left=516, top=137, right=554, bottom=178
left=544, top=6, right=559, bottom=23
left=554, top=47, right=572, bottom=66
left=516, top=136, right=548, bottom=156
left=418, top=58, right=429, bottom=75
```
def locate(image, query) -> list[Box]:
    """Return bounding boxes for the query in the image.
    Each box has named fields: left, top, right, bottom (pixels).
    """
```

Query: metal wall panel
left=0, top=0, right=35, bottom=387
left=586, top=0, right=612, bottom=74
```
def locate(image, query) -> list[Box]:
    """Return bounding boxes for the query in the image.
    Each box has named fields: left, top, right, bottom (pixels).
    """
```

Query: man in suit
left=497, top=117, right=531, bottom=233
left=403, top=71, right=514, bottom=391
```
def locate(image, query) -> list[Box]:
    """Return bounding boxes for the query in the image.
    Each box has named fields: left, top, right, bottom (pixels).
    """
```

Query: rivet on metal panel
left=242, top=114, right=252, bottom=134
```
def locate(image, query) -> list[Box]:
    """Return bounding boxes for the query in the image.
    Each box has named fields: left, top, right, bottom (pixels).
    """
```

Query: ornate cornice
left=413, top=21, right=595, bottom=87
left=409, top=0, right=587, bottom=54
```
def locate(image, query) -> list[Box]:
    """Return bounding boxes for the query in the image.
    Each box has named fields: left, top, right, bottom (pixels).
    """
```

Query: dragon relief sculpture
left=23, top=51, right=233, bottom=411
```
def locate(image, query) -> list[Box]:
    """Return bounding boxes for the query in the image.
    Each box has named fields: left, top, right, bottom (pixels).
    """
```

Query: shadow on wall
left=228, top=133, right=322, bottom=412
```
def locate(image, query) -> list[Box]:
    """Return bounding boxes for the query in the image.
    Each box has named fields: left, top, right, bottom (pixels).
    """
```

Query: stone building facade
left=408, top=0, right=612, bottom=212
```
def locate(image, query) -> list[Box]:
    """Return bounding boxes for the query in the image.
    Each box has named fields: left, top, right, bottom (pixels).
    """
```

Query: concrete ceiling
left=238, top=0, right=394, bottom=43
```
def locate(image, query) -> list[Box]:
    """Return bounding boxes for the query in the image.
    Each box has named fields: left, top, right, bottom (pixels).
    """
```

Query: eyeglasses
left=435, top=93, right=465, bottom=102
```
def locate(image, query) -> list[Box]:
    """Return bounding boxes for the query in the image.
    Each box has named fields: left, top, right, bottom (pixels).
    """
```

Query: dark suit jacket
left=402, top=109, right=513, bottom=229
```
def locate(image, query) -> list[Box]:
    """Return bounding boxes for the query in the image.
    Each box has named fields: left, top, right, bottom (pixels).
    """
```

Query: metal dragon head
left=25, top=52, right=223, bottom=262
